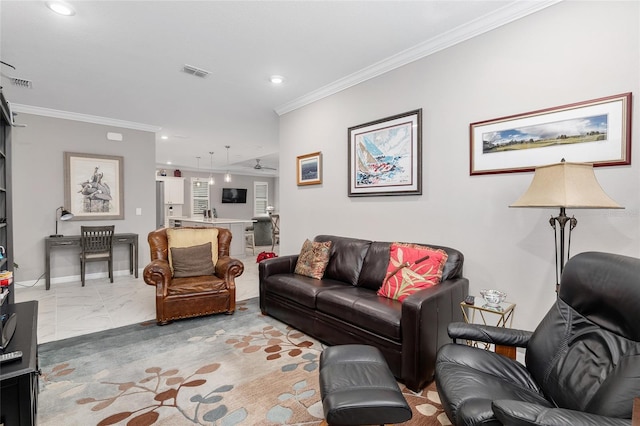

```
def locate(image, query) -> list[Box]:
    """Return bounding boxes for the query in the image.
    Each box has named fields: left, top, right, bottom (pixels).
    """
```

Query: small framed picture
left=297, top=152, right=322, bottom=186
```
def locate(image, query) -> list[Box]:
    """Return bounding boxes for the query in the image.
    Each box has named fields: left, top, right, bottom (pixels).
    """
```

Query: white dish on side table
left=479, top=289, right=507, bottom=308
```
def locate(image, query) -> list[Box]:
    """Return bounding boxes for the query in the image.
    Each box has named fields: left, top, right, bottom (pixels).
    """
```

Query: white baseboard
left=15, top=269, right=143, bottom=288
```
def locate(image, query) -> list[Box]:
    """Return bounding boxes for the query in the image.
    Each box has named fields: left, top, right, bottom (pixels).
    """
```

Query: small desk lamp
left=510, top=160, right=622, bottom=292
left=51, top=206, right=74, bottom=237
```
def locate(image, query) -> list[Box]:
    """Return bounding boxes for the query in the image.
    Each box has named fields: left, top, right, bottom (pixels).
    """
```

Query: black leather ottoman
left=319, top=345, right=412, bottom=426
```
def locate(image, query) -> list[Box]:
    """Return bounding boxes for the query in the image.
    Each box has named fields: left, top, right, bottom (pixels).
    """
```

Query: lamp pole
left=548, top=207, right=577, bottom=292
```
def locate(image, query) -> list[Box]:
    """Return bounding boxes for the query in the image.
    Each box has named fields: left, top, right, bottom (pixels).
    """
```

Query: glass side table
left=460, top=296, right=516, bottom=359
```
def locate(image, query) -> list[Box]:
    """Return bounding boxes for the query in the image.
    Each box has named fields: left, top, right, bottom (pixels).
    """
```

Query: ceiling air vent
left=11, top=77, right=32, bottom=88
left=182, top=64, right=211, bottom=78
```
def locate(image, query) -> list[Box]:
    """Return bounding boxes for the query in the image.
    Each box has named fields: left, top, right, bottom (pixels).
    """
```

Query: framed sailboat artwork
left=348, top=109, right=422, bottom=197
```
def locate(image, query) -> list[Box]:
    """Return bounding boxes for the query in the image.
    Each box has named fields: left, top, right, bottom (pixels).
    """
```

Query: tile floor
left=14, top=246, right=275, bottom=344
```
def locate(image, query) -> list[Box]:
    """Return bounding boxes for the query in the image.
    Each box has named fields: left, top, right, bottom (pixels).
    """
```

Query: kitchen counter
left=167, top=217, right=255, bottom=258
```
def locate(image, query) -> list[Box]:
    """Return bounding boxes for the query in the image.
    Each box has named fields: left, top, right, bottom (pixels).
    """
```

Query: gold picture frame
left=297, top=152, right=322, bottom=186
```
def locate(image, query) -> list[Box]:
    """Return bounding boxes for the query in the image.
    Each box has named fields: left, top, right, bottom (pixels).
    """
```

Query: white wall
left=278, top=1, right=640, bottom=330
left=12, top=114, right=157, bottom=283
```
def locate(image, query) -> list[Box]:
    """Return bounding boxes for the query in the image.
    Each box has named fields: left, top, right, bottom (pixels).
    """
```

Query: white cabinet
left=157, top=177, right=184, bottom=204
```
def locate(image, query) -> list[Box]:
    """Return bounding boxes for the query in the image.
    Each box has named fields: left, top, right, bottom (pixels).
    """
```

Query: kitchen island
left=168, top=217, right=255, bottom=258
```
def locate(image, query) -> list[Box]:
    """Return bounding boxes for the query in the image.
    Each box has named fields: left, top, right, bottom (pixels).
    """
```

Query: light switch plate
left=136, top=208, right=142, bottom=215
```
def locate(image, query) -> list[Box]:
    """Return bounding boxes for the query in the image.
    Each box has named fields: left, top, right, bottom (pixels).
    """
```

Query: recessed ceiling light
left=160, top=135, right=168, bottom=140
left=270, top=75, right=284, bottom=84
left=46, top=1, right=76, bottom=16
left=166, top=161, right=172, bottom=165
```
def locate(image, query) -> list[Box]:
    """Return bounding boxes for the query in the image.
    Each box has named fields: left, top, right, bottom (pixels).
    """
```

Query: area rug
left=38, top=298, right=451, bottom=425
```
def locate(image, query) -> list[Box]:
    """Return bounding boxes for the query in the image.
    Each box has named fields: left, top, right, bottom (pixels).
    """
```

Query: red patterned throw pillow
left=294, top=239, right=332, bottom=279
left=377, top=243, right=448, bottom=302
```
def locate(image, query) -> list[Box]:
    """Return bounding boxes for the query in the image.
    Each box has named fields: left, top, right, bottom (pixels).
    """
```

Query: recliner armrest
left=492, top=400, right=631, bottom=426
left=448, top=322, right=532, bottom=348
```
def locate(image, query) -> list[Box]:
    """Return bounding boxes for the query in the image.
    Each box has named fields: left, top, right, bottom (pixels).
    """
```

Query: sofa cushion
left=378, top=243, right=448, bottom=302
left=294, top=239, right=332, bottom=279
left=315, top=235, right=371, bottom=286
left=316, top=286, right=402, bottom=341
left=357, top=241, right=391, bottom=290
left=167, top=275, right=228, bottom=295
left=170, top=242, right=216, bottom=278
left=262, top=273, right=349, bottom=309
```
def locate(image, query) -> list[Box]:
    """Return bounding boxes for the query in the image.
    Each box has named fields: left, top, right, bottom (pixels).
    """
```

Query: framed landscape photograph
left=64, top=152, right=124, bottom=220
left=297, top=151, right=322, bottom=186
left=348, top=109, right=422, bottom=197
left=470, top=93, right=632, bottom=175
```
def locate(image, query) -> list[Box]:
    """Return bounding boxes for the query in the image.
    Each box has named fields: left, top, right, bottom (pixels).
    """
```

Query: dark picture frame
left=64, top=152, right=124, bottom=220
left=470, top=93, right=632, bottom=175
left=348, top=109, right=422, bottom=197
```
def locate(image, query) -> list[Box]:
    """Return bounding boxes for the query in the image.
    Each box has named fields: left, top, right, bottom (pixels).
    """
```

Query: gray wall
left=278, top=1, right=640, bottom=331
left=12, top=114, right=157, bottom=283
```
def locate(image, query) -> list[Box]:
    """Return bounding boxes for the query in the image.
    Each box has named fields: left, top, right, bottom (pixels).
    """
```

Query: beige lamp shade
left=510, top=161, right=623, bottom=209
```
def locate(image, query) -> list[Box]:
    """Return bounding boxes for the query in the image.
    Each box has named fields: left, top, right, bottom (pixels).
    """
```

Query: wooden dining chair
left=270, top=214, right=280, bottom=251
left=80, top=225, right=115, bottom=286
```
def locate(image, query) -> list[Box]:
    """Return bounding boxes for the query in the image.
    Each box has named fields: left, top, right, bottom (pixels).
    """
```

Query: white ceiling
left=0, top=0, right=558, bottom=177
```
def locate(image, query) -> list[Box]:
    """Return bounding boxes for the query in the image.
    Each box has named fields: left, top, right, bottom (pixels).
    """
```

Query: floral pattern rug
left=37, top=298, right=451, bottom=425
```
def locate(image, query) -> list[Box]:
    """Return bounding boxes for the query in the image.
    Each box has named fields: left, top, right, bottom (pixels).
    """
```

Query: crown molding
left=11, top=103, right=162, bottom=132
left=275, top=0, right=562, bottom=116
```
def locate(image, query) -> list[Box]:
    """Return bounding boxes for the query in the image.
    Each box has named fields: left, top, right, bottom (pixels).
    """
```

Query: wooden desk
left=44, top=233, right=138, bottom=290
left=0, top=301, right=38, bottom=426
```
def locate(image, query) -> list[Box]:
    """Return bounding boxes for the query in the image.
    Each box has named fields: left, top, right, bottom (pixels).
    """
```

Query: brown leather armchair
left=143, top=227, right=244, bottom=325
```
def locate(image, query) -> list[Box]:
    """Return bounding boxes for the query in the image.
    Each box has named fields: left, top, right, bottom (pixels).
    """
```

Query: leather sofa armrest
left=259, top=254, right=299, bottom=279
left=143, top=259, right=172, bottom=296
left=215, top=256, right=244, bottom=287
left=492, top=400, right=631, bottom=426
left=400, top=276, right=469, bottom=391
left=448, top=322, right=532, bottom=348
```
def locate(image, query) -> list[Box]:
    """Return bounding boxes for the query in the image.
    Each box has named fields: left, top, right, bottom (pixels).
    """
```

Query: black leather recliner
left=435, top=251, right=640, bottom=426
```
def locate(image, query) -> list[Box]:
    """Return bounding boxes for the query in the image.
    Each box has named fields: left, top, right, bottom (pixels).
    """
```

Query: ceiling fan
left=253, top=159, right=277, bottom=171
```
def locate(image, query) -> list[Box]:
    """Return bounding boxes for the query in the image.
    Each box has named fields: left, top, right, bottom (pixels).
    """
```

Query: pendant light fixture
left=208, top=151, right=215, bottom=185
left=195, top=156, right=201, bottom=187
left=224, top=145, right=232, bottom=183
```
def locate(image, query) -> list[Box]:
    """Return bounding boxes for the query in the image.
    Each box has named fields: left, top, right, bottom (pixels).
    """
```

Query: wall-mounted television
left=222, top=188, right=247, bottom=204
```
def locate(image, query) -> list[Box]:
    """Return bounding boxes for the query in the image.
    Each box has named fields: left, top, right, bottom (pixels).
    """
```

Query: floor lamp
left=510, top=160, right=622, bottom=292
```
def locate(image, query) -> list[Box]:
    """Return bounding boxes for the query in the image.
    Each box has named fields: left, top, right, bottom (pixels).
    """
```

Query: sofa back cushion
left=358, top=241, right=465, bottom=290
left=314, top=235, right=371, bottom=286
left=357, top=241, right=391, bottom=290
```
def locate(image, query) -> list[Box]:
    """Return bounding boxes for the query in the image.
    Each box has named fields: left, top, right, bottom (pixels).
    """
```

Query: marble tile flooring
left=14, top=246, right=274, bottom=344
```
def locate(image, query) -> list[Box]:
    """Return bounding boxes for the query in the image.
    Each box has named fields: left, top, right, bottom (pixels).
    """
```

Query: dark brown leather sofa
left=259, top=235, right=469, bottom=391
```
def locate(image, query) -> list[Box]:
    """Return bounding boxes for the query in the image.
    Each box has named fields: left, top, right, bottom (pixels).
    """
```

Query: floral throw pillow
left=377, top=243, right=448, bottom=302
left=294, top=239, right=332, bottom=279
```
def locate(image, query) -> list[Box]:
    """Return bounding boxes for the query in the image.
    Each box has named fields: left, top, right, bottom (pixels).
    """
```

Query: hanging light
left=224, top=145, right=232, bottom=183
left=195, top=156, right=201, bottom=187
left=208, top=151, right=215, bottom=185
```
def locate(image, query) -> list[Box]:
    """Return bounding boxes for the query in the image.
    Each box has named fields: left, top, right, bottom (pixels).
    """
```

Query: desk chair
left=270, top=214, right=279, bottom=251
left=80, top=225, right=115, bottom=286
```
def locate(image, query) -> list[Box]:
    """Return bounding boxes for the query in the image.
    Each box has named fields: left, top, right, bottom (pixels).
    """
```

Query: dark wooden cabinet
left=0, top=301, right=39, bottom=426
left=0, top=89, right=14, bottom=303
